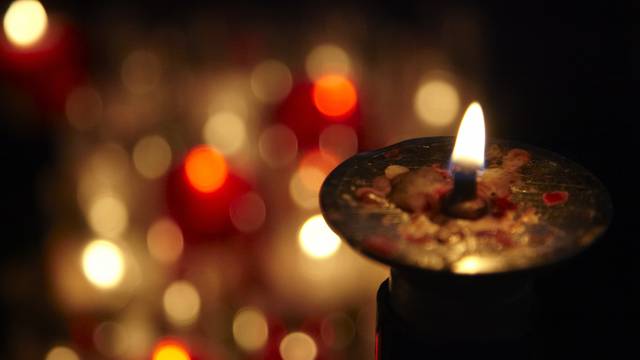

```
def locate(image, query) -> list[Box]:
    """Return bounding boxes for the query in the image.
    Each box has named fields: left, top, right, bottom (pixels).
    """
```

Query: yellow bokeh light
left=414, top=80, right=460, bottom=127
left=152, top=341, right=190, bottom=360
left=121, top=50, right=162, bottom=94
left=45, top=346, right=79, bottom=360
left=132, top=135, right=172, bottom=179
left=82, top=240, right=125, bottom=289
left=319, top=124, right=358, bottom=161
left=65, top=86, right=103, bottom=130
left=306, top=44, right=351, bottom=80
left=251, top=59, right=293, bottom=103
left=87, top=194, right=128, bottom=238
left=289, top=169, right=320, bottom=210
left=163, top=281, right=201, bottom=327
left=258, top=124, right=298, bottom=168
left=279, top=332, right=318, bottom=360
left=232, top=307, right=269, bottom=352
left=202, top=111, right=247, bottom=155
left=229, top=192, right=267, bottom=233
left=298, top=214, right=341, bottom=259
left=451, top=102, right=485, bottom=169
left=3, top=0, right=47, bottom=48
left=147, top=217, right=184, bottom=264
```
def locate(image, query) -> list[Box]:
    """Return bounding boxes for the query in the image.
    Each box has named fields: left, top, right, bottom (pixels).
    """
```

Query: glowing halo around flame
left=451, top=102, right=485, bottom=169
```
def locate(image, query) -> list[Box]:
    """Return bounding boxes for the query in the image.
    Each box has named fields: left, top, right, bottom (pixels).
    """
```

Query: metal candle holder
left=320, top=136, right=612, bottom=358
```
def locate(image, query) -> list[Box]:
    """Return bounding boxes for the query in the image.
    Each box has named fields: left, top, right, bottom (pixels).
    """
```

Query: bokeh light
left=65, top=86, right=103, bottom=130
left=258, top=124, right=298, bottom=168
left=152, top=340, right=190, bottom=360
left=251, top=59, right=293, bottom=103
left=163, top=281, right=201, bottom=327
left=3, top=0, right=48, bottom=48
left=279, top=332, right=318, bottom=360
left=414, top=79, right=460, bottom=127
left=289, top=169, right=320, bottom=209
left=232, top=307, right=269, bottom=352
left=306, top=44, right=351, bottom=80
left=203, top=111, right=247, bottom=155
left=319, top=124, right=358, bottom=161
left=312, top=74, right=357, bottom=119
left=87, top=194, right=129, bottom=238
left=44, top=346, right=79, bottom=360
left=146, top=217, right=184, bottom=264
left=184, top=145, right=228, bottom=193
left=229, top=192, right=267, bottom=233
left=121, top=50, right=162, bottom=94
left=133, top=135, right=173, bottom=179
left=82, top=240, right=125, bottom=289
left=298, top=214, right=341, bottom=259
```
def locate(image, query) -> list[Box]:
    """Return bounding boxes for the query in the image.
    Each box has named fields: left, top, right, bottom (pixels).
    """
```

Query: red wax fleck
left=363, top=235, right=397, bottom=256
left=496, top=231, right=514, bottom=247
left=491, top=197, right=517, bottom=218
left=383, top=148, right=401, bottom=159
left=543, top=191, right=569, bottom=206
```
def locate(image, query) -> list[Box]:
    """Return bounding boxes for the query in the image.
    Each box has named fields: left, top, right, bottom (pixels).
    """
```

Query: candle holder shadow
left=320, top=137, right=612, bottom=358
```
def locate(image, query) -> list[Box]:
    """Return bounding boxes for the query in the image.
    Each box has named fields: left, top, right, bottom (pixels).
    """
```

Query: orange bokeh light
left=312, top=74, right=357, bottom=119
left=152, top=340, right=190, bottom=360
left=184, top=145, right=228, bottom=193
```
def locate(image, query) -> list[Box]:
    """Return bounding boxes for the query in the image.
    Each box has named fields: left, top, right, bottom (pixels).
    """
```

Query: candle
left=319, top=103, right=612, bottom=358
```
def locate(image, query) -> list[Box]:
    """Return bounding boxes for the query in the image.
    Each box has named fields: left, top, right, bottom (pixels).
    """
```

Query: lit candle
left=442, top=102, right=488, bottom=219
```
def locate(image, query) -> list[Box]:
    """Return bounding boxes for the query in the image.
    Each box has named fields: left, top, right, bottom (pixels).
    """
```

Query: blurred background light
left=298, top=214, right=341, bottom=259
left=306, top=44, right=351, bottom=80
left=65, top=86, right=103, bottom=130
left=44, top=346, right=79, bottom=360
left=132, top=135, right=172, bottom=179
left=146, top=217, right=184, bottom=264
left=163, top=281, right=201, bottom=327
left=87, top=194, right=129, bottom=238
left=3, top=0, right=48, bottom=48
left=279, top=332, right=318, bottom=360
left=202, top=111, right=247, bottom=155
left=93, top=321, right=128, bottom=358
left=318, top=124, right=358, bottom=161
left=232, top=307, right=269, bottom=352
left=121, top=50, right=162, bottom=94
left=82, top=240, right=125, bottom=289
left=184, top=145, right=228, bottom=193
left=229, top=191, right=266, bottom=233
left=413, top=79, right=460, bottom=127
left=289, top=169, right=320, bottom=209
left=152, top=340, right=190, bottom=360
left=251, top=59, right=293, bottom=104
left=312, top=74, right=357, bottom=119
left=321, top=313, right=355, bottom=350
left=258, top=124, right=298, bottom=168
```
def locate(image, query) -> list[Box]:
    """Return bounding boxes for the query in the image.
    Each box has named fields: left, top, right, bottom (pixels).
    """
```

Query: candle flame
left=451, top=102, right=485, bottom=169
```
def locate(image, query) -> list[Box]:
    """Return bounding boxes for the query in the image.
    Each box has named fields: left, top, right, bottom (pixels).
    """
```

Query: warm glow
left=66, top=86, right=103, bottom=130
left=147, top=217, right=184, bottom=264
left=203, top=111, right=247, bottom=155
left=289, top=169, right=320, bottom=209
left=88, top=194, right=129, bottom=238
left=319, top=124, right=358, bottom=161
left=312, top=74, right=357, bottom=119
left=45, top=346, right=79, bottom=360
left=279, top=332, right=318, bottom=360
left=229, top=192, right=267, bottom=233
left=82, top=240, right=125, bottom=289
left=152, top=340, right=190, bottom=360
left=258, top=124, right=298, bottom=168
left=414, top=80, right=460, bottom=127
left=298, top=214, right=341, bottom=259
left=306, top=44, right=351, bottom=80
left=451, top=102, right=485, bottom=169
left=133, top=135, right=172, bottom=179
left=121, top=50, right=162, bottom=94
left=232, top=307, right=269, bottom=352
left=251, top=59, right=293, bottom=103
left=453, top=255, right=500, bottom=274
left=163, top=281, right=201, bottom=327
left=3, top=0, right=48, bottom=48
left=184, top=145, right=228, bottom=193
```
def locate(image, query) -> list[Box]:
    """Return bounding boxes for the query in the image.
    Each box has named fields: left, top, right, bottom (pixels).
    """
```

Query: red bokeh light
left=184, top=145, right=228, bottom=193
left=312, top=74, right=357, bottom=120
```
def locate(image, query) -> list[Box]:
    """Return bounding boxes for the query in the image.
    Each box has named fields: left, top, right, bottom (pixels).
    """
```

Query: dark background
left=0, top=1, right=632, bottom=358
